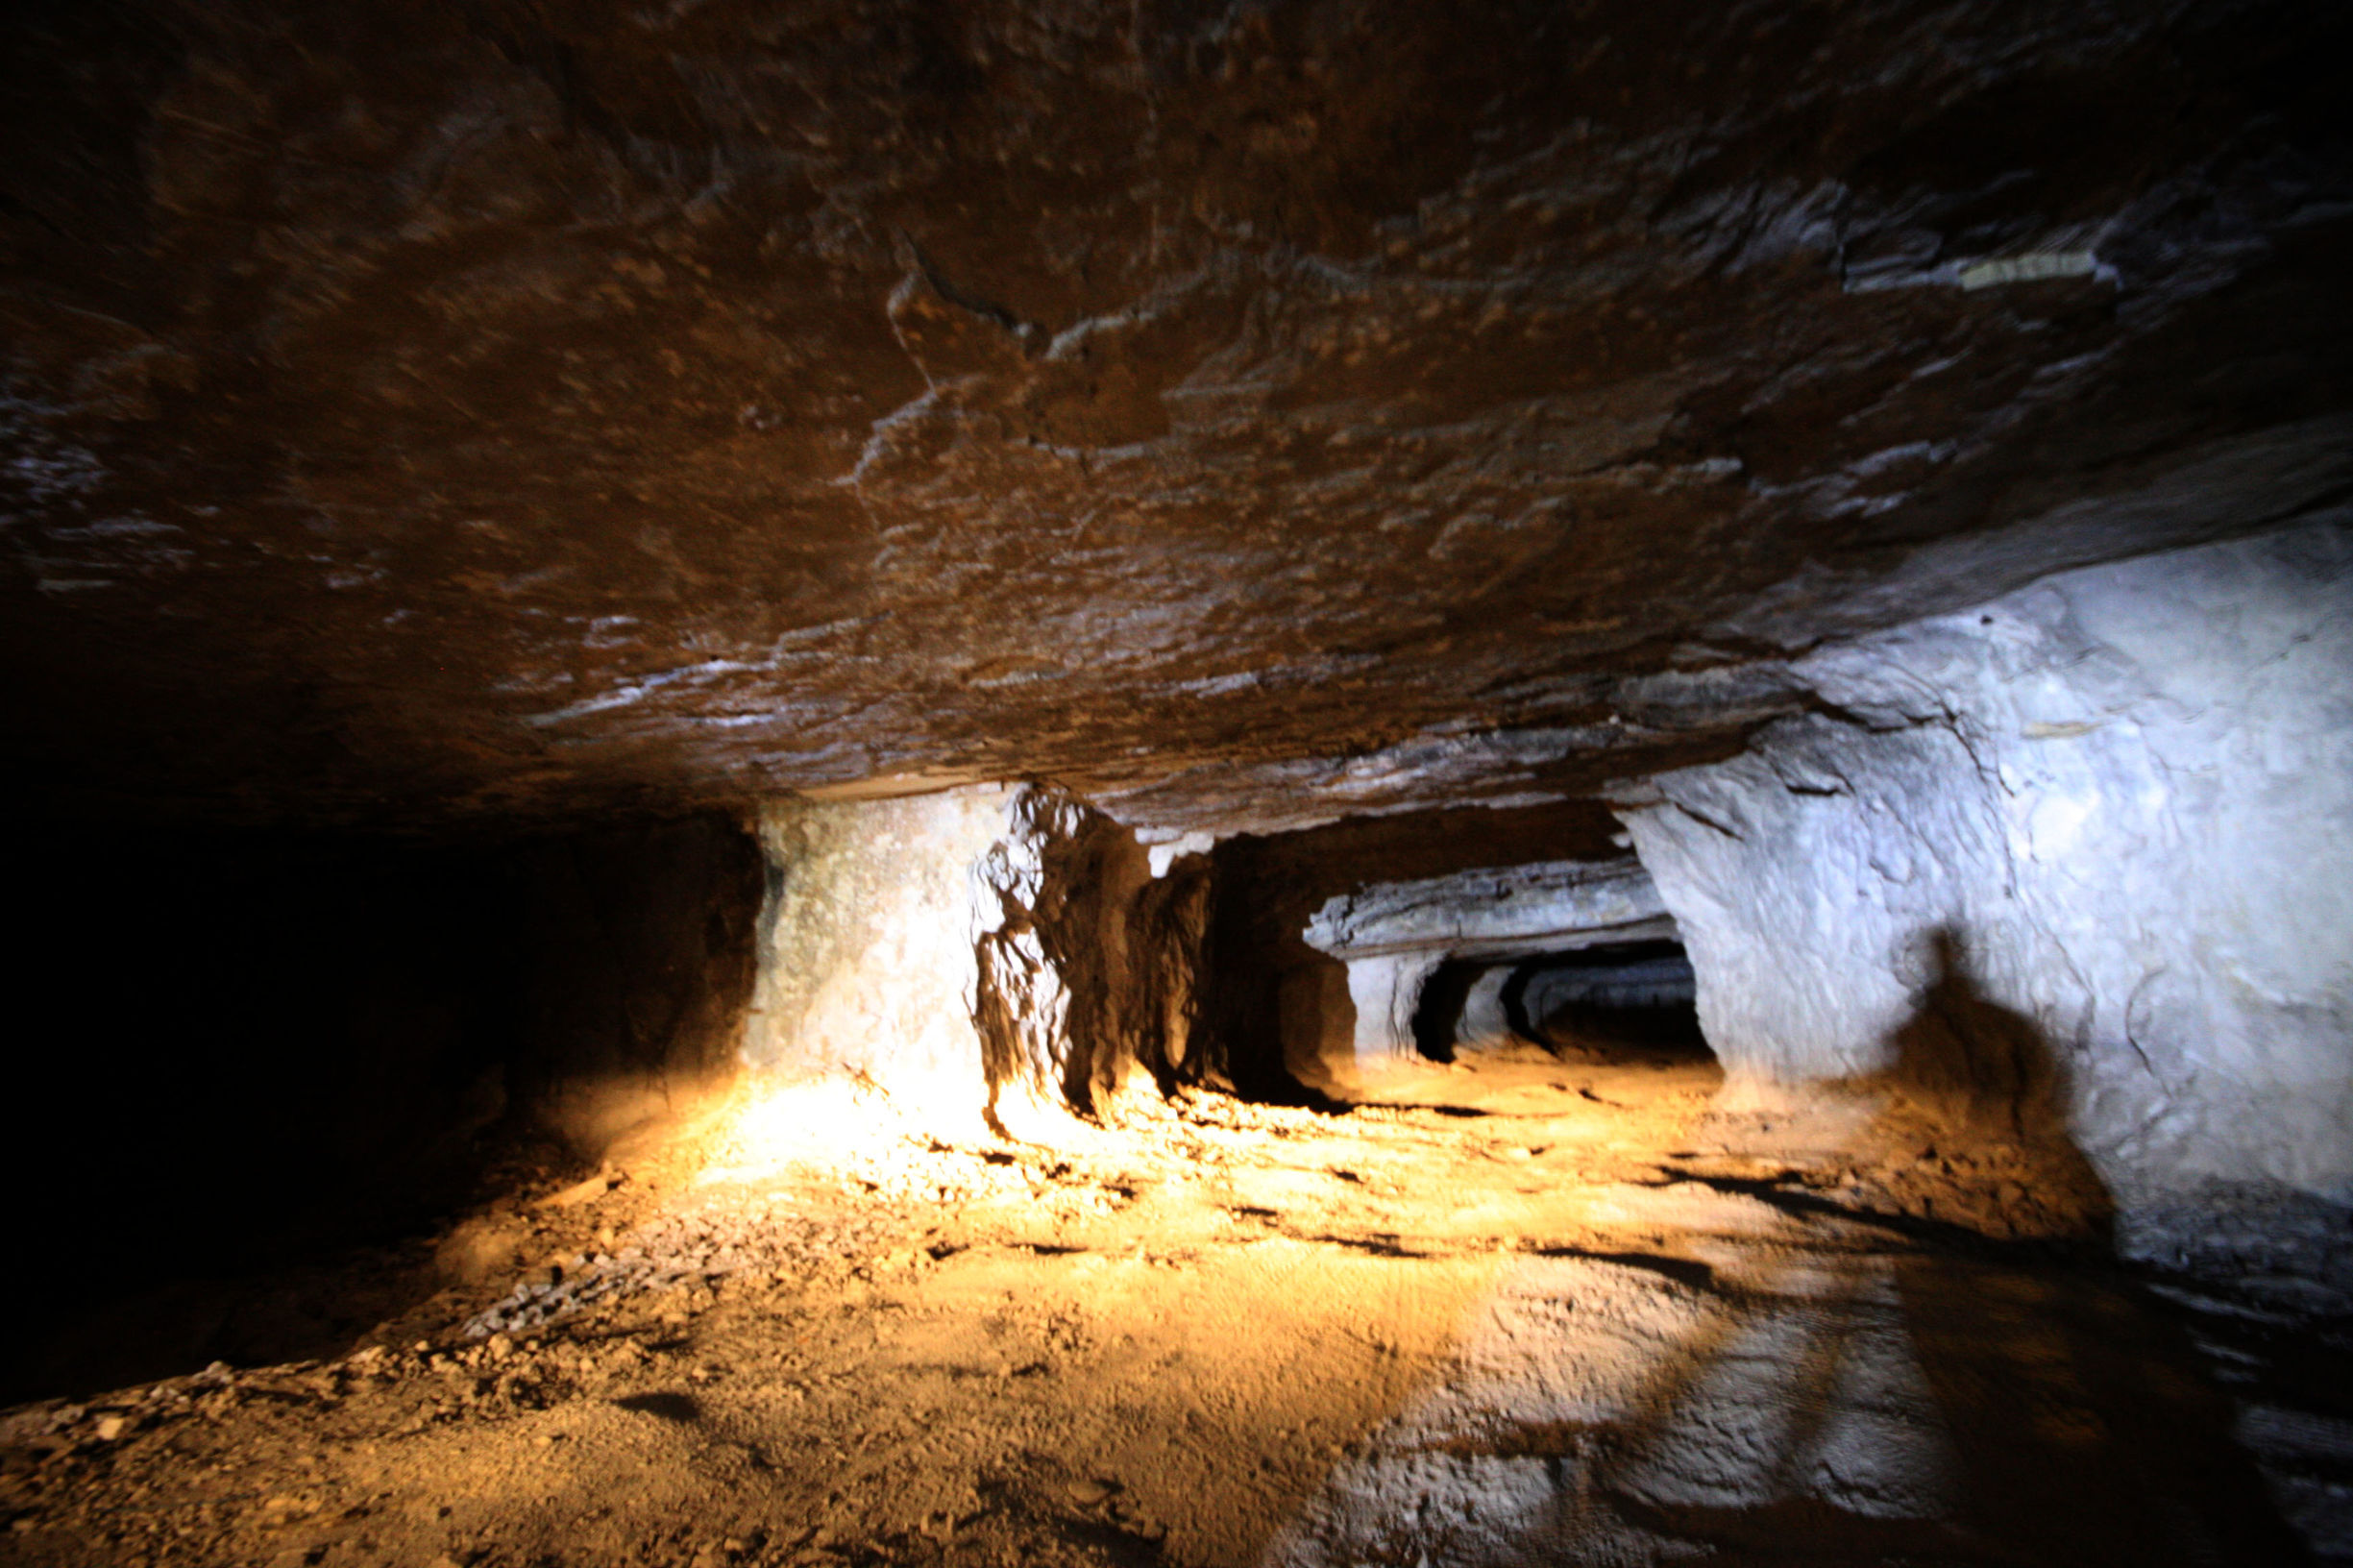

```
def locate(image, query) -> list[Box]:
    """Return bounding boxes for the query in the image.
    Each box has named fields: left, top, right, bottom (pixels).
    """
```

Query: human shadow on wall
left=1352, top=924, right=2313, bottom=1566
left=1874, top=925, right=2306, bottom=1566
left=1884, top=925, right=2113, bottom=1242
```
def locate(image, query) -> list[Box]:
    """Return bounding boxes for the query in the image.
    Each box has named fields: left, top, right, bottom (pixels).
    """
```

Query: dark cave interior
left=1, top=1, right=2349, bottom=1564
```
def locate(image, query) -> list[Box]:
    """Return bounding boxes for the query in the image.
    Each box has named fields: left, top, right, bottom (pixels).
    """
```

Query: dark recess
left=1409, top=959, right=1486, bottom=1064
left=1198, top=798, right=1629, bottom=1098
left=1501, top=940, right=1711, bottom=1062
left=0, top=811, right=763, bottom=1404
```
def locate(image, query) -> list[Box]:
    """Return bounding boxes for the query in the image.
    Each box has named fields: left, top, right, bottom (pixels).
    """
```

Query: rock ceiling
left=3, top=0, right=2347, bottom=833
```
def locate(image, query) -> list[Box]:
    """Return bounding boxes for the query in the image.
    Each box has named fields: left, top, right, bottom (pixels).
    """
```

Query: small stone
left=545, top=1172, right=620, bottom=1209
left=1063, top=1477, right=1119, bottom=1507
left=92, top=1414, right=127, bottom=1441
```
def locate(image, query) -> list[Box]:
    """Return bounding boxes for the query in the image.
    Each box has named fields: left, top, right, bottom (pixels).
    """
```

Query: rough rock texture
left=1618, top=520, right=2353, bottom=1197
left=1325, top=955, right=1439, bottom=1066
left=970, top=786, right=1211, bottom=1121
left=3, top=12, right=2349, bottom=1510
left=1456, top=967, right=1519, bottom=1053
left=1305, top=858, right=1671, bottom=960
left=1269, top=1200, right=2296, bottom=1567
left=2, top=0, right=2347, bottom=832
left=748, top=785, right=1209, bottom=1122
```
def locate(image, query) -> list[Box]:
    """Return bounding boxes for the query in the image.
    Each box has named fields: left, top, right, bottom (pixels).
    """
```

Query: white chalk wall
left=1341, top=952, right=1440, bottom=1063
left=1621, top=521, right=2353, bottom=1197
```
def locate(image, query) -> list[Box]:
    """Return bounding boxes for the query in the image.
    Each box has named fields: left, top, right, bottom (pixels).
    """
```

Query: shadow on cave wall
left=1885, top=925, right=2115, bottom=1242
left=1871, top=927, right=2297, bottom=1563
left=1463, top=925, right=2301, bottom=1561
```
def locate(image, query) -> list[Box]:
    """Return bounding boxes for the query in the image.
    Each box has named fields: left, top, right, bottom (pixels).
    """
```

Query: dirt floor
left=3, top=1043, right=2343, bottom=1567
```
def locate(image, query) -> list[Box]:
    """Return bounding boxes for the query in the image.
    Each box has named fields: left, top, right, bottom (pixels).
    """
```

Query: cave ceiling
left=3, top=0, right=2348, bottom=835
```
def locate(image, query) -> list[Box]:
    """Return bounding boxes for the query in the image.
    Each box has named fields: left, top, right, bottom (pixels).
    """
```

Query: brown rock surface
left=3, top=0, right=2346, bottom=827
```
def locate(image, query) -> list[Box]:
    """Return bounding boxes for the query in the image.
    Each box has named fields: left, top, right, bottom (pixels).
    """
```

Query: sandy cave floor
left=4, top=1045, right=2347, bottom=1568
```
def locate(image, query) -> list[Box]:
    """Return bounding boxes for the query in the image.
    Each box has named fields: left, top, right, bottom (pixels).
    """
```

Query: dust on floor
left=1, top=1046, right=2339, bottom=1567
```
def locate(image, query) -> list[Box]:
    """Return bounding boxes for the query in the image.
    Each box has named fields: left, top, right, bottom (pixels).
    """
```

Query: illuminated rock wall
left=972, top=787, right=1212, bottom=1120
left=1621, top=521, right=2353, bottom=1196
left=747, top=786, right=1209, bottom=1121
left=747, top=789, right=1016, bottom=1086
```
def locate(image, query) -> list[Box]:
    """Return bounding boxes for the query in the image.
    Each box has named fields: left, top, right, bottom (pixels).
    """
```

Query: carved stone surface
left=1305, top=859, right=1671, bottom=960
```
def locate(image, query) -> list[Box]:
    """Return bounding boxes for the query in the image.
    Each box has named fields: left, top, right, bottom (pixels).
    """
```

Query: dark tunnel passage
left=1409, top=941, right=1712, bottom=1065
left=1408, top=959, right=1488, bottom=1063
left=0, top=814, right=765, bottom=1407
left=1504, top=941, right=1711, bottom=1061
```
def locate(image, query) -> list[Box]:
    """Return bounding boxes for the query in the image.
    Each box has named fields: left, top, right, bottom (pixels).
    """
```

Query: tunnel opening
left=0, top=810, right=765, bottom=1408
left=1408, top=940, right=1710, bottom=1066
left=3, top=0, right=2351, bottom=1556
left=1407, top=959, right=1486, bottom=1064
left=1500, top=940, right=1711, bottom=1064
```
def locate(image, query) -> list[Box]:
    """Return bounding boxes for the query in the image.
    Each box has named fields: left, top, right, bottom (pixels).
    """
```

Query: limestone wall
left=1619, top=521, right=2353, bottom=1197
left=746, top=789, right=1014, bottom=1085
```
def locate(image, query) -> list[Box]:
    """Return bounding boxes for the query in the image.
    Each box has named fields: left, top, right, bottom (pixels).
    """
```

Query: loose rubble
left=462, top=1205, right=889, bottom=1340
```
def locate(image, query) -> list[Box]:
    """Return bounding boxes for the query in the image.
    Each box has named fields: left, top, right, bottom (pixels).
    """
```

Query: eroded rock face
left=1305, top=858, right=1672, bottom=962
left=1, top=1, right=2346, bottom=828
left=1, top=0, right=2345, bottom=1291
left=970, top=785, right=1211, bottom=1120
left=1619, top=520, right=2353, bottom=1197
left=747, top=784, right=1208, bottom=1121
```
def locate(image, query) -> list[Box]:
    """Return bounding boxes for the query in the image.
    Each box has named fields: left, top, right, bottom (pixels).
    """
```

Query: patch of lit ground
left=1, top=1049, right=2327, bottom=1566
